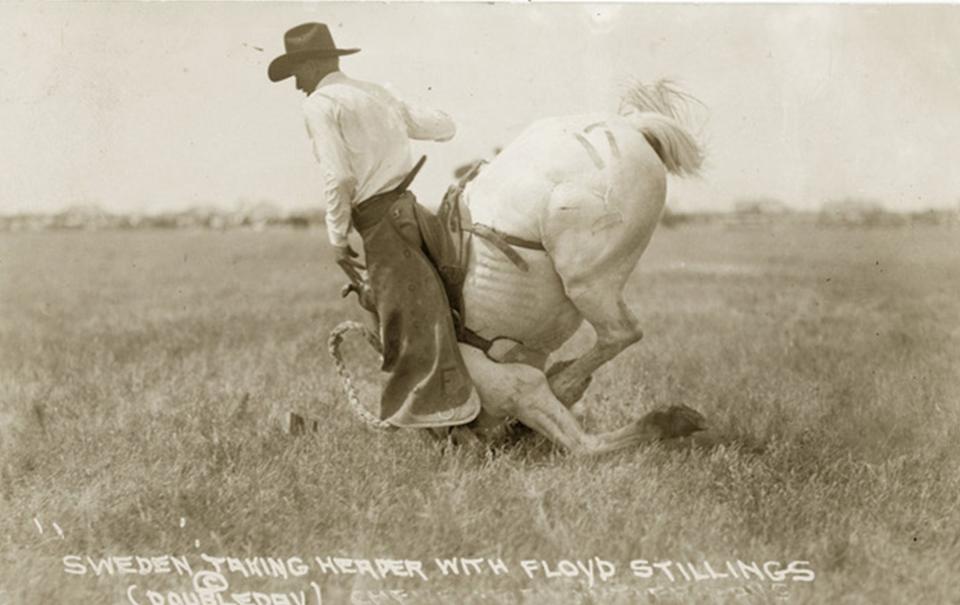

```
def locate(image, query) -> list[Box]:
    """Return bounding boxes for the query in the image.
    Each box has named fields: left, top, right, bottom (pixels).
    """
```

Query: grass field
left=1, top=224, right=958, bottom=604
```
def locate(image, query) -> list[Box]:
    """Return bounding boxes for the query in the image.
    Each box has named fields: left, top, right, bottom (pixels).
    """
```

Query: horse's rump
left=463, top=113, right=660, bottom=241
left=458, top=112, right=670, bottom=350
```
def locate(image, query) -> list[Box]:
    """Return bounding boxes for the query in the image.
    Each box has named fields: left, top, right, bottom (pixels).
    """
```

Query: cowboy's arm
left=304, top=99, right=357, bottom=248
left=398, top=98, right=456, bottom=142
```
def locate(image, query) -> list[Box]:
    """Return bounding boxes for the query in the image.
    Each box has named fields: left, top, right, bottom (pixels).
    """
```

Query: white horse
left=334, top=80, right=707, bottom=455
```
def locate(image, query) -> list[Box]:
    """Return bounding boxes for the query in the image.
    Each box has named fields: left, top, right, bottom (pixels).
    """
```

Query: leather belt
left=351, top=156, right=427, bottom=233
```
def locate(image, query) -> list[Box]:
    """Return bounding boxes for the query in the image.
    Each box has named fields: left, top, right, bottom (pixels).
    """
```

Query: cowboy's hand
left=341, top=282, right=377, bottom=313
left=335, top=244, right=365, bottom=282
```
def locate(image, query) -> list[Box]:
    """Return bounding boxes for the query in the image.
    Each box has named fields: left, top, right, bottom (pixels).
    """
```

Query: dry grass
left=1, top=224, right=958, bottom=604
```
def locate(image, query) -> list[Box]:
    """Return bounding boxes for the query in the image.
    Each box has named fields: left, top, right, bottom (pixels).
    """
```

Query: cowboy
left=268, top=23, right=480, bottom=429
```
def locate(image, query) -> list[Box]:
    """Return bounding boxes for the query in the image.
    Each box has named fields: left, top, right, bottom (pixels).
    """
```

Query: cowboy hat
left=268, top=23, right=360, bottom=82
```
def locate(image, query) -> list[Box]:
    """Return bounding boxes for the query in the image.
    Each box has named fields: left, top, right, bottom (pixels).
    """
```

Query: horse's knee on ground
left=474, top=386, right=517, bottom=419
left=469, top=408, right=508, bottom=431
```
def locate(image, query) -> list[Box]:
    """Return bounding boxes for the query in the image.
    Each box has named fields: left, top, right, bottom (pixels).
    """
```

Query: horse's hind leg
left=549, top=293, right=643, bottom=407
left=542, top=178, right=663, bottom=407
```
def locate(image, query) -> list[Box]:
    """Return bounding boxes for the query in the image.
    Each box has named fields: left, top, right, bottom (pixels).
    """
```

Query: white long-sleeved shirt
left=302, top=71, right=456, bottom=247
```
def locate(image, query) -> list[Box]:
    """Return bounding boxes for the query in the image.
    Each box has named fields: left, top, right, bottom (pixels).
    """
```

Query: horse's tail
left=619, top=79, right=704, bottom=177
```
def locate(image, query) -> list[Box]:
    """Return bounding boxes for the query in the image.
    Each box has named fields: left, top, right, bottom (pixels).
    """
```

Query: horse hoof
left=640, top=404, right=707, bottom=440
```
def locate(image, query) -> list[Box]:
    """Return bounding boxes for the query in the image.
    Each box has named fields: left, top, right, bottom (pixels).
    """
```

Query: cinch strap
left=465, top=224, right=545, bottom=273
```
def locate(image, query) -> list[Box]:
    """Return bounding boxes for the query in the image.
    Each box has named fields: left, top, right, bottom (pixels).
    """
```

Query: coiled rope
left=327, top=320, right=394, bottom=431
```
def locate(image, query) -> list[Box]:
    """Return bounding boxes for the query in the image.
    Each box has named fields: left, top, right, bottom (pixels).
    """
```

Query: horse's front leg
left=459, top=345, right=702, bottom=455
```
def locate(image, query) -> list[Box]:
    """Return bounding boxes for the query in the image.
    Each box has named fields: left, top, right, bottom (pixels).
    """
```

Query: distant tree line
left=2, top=187, right=957, bottom=233
left=0, top=202, right=326, bottom=232
left=659, top=197, right=960, bottom=229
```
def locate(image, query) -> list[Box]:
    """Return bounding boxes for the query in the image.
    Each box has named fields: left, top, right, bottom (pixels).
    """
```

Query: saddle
left=435, top=160, right=546, bottom=274
left=343, top=158, right=547, bottom=367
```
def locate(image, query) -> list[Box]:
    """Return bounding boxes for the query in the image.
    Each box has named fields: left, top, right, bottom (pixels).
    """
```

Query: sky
left=2, top=2, right=959, bottom=215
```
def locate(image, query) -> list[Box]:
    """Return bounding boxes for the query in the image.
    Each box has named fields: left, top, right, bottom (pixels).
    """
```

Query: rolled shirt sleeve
left=304, top=98, right=357, bottom=247
left=398, top=99, right=456, bottom=142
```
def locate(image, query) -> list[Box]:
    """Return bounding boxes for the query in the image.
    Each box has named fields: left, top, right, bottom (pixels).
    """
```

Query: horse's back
left=464, top=113, right=664, bottom=242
